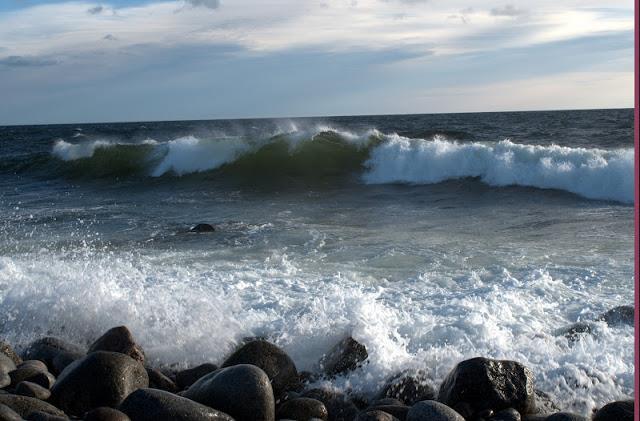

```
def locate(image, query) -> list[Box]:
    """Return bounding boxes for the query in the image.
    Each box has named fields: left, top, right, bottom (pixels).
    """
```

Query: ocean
left=0, top=108, right=634, bottom=414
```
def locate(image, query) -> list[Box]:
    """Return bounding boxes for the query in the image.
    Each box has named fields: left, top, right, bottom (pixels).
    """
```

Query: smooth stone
left=366, top=405, right=408, bottom=421
left=9, top=368, right=54, bottom=389
left=50, top=351, right=148, bottom=416
left=0, top=373, right=10, bottom=390
left=406, top=401, right=464, bottom=421
left=592, top=400, right=634, bottom=421
left=51, top=350, right=82, bottom=376
left=120, top=388, right=233, bottom=421
left=544, top=413, right=586, bottom=421
left=301, top=389, right=359, bottom=421
left=83, top=407, right=131, bottom=421
left=23, top=338, right=85, bottom=375
left=24, top=411, right=68, bottom=421
left=318, top=337, right=368, bottom=376
left=369, top=399, right=404, bottom=407
left=0, top=356, right=16, bottom=375
left=88, top=326, right=145, bottom=365
left=0, top=394, right=65, bottom=417
left=378, top=370, right=435, bottom=405
left=146, top=368, right=178, bottom=393
left=597, top=305, right=634, bottom=326
left=15, top=381, right=51, bottom=400
left=222, top=339, right=299, bottom=396
left=276, top=398, right=328, bottom=420
left=183, top=364, right=274, bottom=421
left=0, top=404, right=21, bottom=421
left=18, top=361, right=48, bottom=373
left=175, top=363, right=218, bottom=390
left=437, top=357, right=536, bottom=416
left=190, top=224, right=215, bottom=233
left=356, top=410, right=400, bottom=421
left=0, top=343, right=21, bottom=366
left=491, top=408, right=521, bottom=421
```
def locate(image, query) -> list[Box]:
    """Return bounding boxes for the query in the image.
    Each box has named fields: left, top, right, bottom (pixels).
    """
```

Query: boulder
left=23, top=338, right=85, bottom=375
left=24, top=411, right=68, bottom=421
left=555, top=323, right=592, bottom=343
left=50, top=351, right=148, bottom=416
left=0, top=403, right=21, bottom=421
left=490, top=408, right=521, bottom=421
left=356, top=411, right=400, bottom=421
left=15, top=381, right=51, bottom=400
left=9, top=368, right=55, bottom=389
left=365, top=405, right=408, bottom=421
left=119, top=388, right=234, bottom=421
left=83, top=407, right=131, bottom=421
left=0, top=343, right=21, bottom=366
left=544, top=413, right=586, bottom=421
left=592, top=400, right=634, bottom=421
left=0, top=394, right=65, bottom=418
left=318, top=337, right=368, bottom=376
left=301, top=389, right=359, bottom=421
left=437, top=357, right=535, bottom=416
left=277, top=398, right=328, bottom=420
left=378, top=370, right=435, bottom=405
left=51, top=351, right=82, bottom=376
left=146, top=368, right=178, bottom=393
left=183, top=364, right=274, bottom=421
left=222, top=340, right=299, bottom=396
left=89, top=327, right=145, bottom=365
left=597, top=306, right=634, bottom=326
left=190, top=224, right=215, bottom=233
left=175, top=364, right=218, bottom=390
left=406, top=401, right=464, bottom=421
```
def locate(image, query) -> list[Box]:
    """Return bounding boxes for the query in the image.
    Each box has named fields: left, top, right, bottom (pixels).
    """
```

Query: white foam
left=363, top=135, right=634, bottom=203
left=52, top=139, right=114, bottom=160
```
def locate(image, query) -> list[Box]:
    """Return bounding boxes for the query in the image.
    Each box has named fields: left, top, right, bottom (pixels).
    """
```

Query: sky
left=0, top=0, right=634, bottom=125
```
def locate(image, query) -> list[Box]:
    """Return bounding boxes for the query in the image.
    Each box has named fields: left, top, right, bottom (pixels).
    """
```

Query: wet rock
left=183, top=364, right=274, bottom=421
left=9, top=368, right=54, bottom=389
left=15, top=381, right=51, bottom=400
left=23, top=338, right=85, bottom=375
left=120, top=388, right=234, bottom=421
left=544, top=413, right=586, bottom=421
left=0, top=355, right=16, bottom=375
left=146, top=368, right=178, bottom=393
left=319, top=337, right=368, bottom=377
left=18, top=361, right=48, bottom=373
left=84, top=407, right=131, bottom=421
left=24, top=411, right=68, bottom=421
left=50, top=351, right=148, bottom=416
left=597, top=306, right=634, bottom=326
left=437, top=357, right=536, bottom=416
left=89, top=327, right=145, bottom=365
left=277, top=397, right=328, bottom=420
left=0, top=373, right=10, bottom=390
left=175, top=363, right=218, bottom=390
left=301, top=389, right=359, bottom=421
left=592, top=400, right=634, bottom=421
left=0, top=343, right=21, bottom=366
left=532, top=390, right=559, bottom=415
left=555, top=323, right=592, bottom=343
left=0, top=394, right=65, bottom=418
left=356, top=411, right=400, bottom=421
left=490, top=408, right=521, bottom=421
left=406, top=401, right=464, bottom=421
left=369, top=399, right=404, bottom=407
left=0, top=403, right=21, bottom=421
left=366, top=405, right=408, bottom=421
left=190, top=224, right=215, bottom=233
left=223, top=339, right=299, bottom=396
left=378, top=370, right=436, bottom=405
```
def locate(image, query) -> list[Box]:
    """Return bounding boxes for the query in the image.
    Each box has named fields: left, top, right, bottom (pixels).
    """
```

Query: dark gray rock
left=222, top=340, right=298, bottom=396
left=490, top=408, right=521, bottom=421
left=51, top=350, right=82, bottom=377
left=15, top=381, right=51, bottom=400
left=592, top=400, right=634, bottom=421
left=190, top=224, right=215, bottom=233
left=50, top=351, right=148, bottom=416
left=369, top=399, right=404, bottom=407
left=0, top=355, right=16, bottom=375
left=406, top=401, right=464, bottom=421
left=318, top=337, right=368, bottom=377
left=276, top=397, right=328, bottom=420
left=9, top=367, right=54, bottom=389
left=89, top=327, right=145, bottom=365
left=0, top=394, right=65, bottom=417
left=0, top=403, right=21, bottom=421
left=24, top=411, right=68, bottom=421
left=175, top=364, right=218, bottom=390
left=555, top=323, right=592, bottom=343
left=301, top=389, right=359, bottom=421
left=532, top=390, right=559, bottom=415
left=378, top=370, right=435, bottom=405
left=437, top=357, right=536, bottom=416
left=544, top=413, right=586, bottom=421
left=597, top=306, right=634, bottom=326
left=0, top=373, right=9, bottom=390
left=366, top=405, right=408, bottom=421
left=0, top=343, right=21, bottom=366
left=119, top=388, right=234, bottom=421
left=23, top=338, right=85, bottom=375
left=356, top=411, right=400, bottom=421
left=18, top=361, right=48, bottom=373
left=146, top=368, right=178, bottom=393
left=183, top=364, right=274, bottom=421
left=83, top=407, right=131, bottom=421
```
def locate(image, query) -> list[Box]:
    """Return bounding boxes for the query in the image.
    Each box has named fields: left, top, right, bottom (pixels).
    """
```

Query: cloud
left=491, top=5, right=525, bottom=17
left=87, top=5, right=104, bottom=15
left=185, top=0, right=221, bottom=9
left=0, top=55, right=59, bottom=67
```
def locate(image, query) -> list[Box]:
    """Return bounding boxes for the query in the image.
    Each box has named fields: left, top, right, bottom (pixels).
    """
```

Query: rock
left=119, top=388, right=234, bottom=421
left=490, top=408, right=521, bottom=421
left=222, top=340, right=299, bottom=396
left=0, top=373, right=10, bottom=390
left=366, top=405, right=408, bottom=421
left=0, top=343, right=21, bottom=366
left=277, top=398, right=328, bottom=420
left=0, top=403, right=21, bottom=421
left=318, top=337, right=368, bottom=376
left=370, top=399, right=404, bottom=407
left=592, top=400, right=634, bottom=421
left=356, top=411, right=400, bottom=421
left=544, top=413, right=586, bottom=421
left=24, top=411, right=68, bottom=421
left=18, top=361, right=48, bottom=373
left=146, top=368, right=178, bottom=393
left=183, top=364, right=274, bottom=421
left=15, top=381, right=51, bottom=400
left=9, top=367, right=54, bottom=389
left=597, top=306, right=634, bottom=326
left=437, top=357, right=536, bottom=416
left=0, top=355, right=16, bottom=375
left=175, top=363, right=218, bottom=390
left=190, top=224, right=215, bottom=233
left=89, top=327, right=145, bottom=365
left=555, top=323, right=592, bottom=343
left=406, top=401, right=464, bottom=421
left=0, top=394, right=65, bottom=417
left=378, top=370, right=436, bottom=405
left=84, top=407, right=131, bottom=421
left=23, top=338, right=85, bottom=375
left=51, top=351, right=82, bottom=376
left=532, top=390, right=559, bottom=415
left=301, top=389, right=359, bottom=421
left=50, top=351, right=148, bottom=416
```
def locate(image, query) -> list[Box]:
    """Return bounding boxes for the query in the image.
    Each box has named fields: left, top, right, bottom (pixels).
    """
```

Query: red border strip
left=635, top=0, right=639, bottom=417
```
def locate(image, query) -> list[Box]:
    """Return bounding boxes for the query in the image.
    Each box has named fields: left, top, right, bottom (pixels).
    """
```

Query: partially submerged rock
left=318, top=337, right=368, bottom=377
left=592, top=400, right=634, bottom=421
left=190, top=224, right=215, bottom=233
left=377, top=370, right=436, bottom=405
left=597, top=306, right=634, bottom=326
